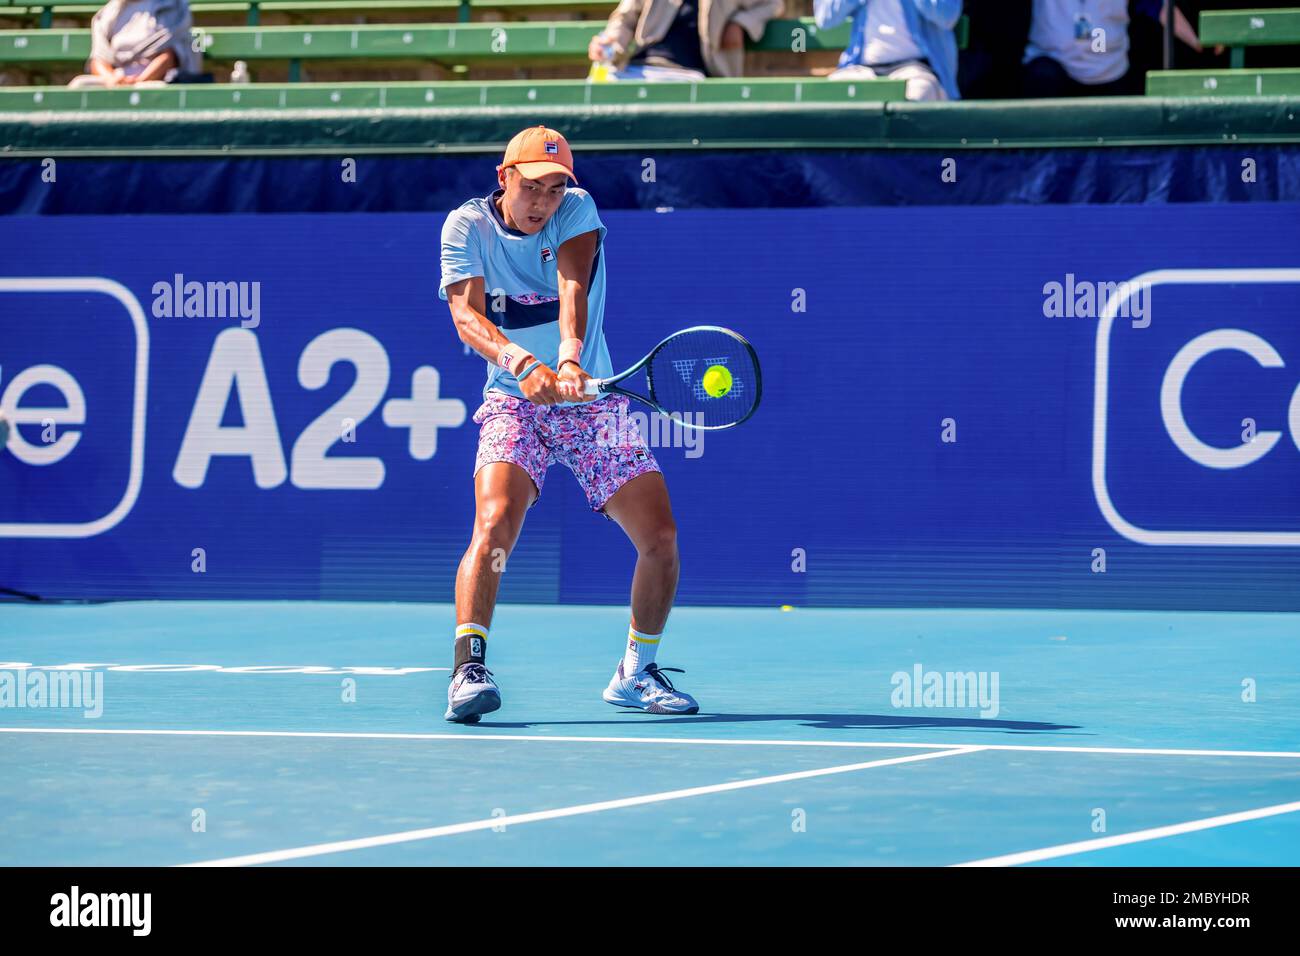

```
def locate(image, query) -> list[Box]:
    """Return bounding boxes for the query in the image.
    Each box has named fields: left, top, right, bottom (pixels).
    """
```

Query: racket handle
left=584, top=378, right=604, bottom=396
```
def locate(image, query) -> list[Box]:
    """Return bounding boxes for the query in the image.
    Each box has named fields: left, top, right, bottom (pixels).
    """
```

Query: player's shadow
left=481, top=713, right=1085, bottom=733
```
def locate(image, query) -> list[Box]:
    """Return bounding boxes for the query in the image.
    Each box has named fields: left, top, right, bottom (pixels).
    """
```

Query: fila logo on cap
left=544, top=141, right=559, bottom=154
left=541, top=246, right=554, bottom=262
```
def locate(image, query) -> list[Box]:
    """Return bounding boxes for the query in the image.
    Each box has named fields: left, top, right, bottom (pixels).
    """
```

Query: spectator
left=813, top=0, right=963, bottom=101
left=1020, top=0, right=1146, bottom=96
left=67, top=0, right=200, bottom=89
left=588, top=0, right=784, bottom=82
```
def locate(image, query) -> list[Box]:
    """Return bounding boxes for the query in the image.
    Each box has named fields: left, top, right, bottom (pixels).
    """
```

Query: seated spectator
left=813, top=0, right=963, bottom=101
left=1021, top=0, right=1144, bottom=96
left=588, top=0, right=784, bottom=82
left=67, top=0, right=200, bottom=89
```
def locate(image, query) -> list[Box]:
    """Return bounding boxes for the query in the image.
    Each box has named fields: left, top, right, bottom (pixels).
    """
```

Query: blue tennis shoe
left=445, top=663, right=501, bottom=723
left=603, top=662, right=699, bottom=714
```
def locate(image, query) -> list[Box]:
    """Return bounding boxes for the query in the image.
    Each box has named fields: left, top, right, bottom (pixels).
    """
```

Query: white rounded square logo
left=0, top=277, right=149, bottom=538
left=1093, top=268, right=1300, bottom=546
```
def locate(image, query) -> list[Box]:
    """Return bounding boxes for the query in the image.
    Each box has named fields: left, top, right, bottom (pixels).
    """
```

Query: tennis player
left=438, top=125, right=699, bottom=723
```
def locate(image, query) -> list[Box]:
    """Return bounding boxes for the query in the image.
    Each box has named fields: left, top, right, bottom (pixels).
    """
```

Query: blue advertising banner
left=2, top=201, right=1298, bottom=609
left=2, top=146, right=1299, bottom=214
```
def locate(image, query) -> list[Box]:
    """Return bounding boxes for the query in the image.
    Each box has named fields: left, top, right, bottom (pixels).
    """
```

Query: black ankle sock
left=454, top=632, right=487, bottom=671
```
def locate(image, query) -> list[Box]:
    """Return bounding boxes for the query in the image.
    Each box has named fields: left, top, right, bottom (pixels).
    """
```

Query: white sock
left=622, top=625, right=661, bottom=675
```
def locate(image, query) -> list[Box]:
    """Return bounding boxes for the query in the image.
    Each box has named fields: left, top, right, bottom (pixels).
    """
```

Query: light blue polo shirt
left=439, top=186, right=612, bottom=405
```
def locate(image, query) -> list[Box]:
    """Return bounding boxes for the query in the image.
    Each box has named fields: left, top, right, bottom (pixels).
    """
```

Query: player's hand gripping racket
left=583, top=325, right=761, bottom=430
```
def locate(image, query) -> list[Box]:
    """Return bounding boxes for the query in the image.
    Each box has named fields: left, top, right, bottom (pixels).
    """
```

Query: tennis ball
left=702, top=364, right=732, bottom=398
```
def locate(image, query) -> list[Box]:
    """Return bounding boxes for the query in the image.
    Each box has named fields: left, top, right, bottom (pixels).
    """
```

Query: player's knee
left=475, top=499, right=522, bottom=550
left=639, top=521, right=678, bottom=560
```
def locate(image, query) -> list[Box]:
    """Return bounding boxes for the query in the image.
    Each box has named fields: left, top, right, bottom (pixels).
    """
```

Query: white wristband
left=558, top=338, right=583, bottom=367
left=497, top=346, right=534, bottom=377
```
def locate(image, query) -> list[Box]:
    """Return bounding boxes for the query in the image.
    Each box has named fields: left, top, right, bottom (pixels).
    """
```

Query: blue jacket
left=813, top=0, right=963, bottom=100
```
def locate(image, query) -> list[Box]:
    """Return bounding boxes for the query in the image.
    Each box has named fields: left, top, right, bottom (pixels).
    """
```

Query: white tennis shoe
left=603, top=661, right=699, bottom=714
left=445, top=663, right=501, bottom=723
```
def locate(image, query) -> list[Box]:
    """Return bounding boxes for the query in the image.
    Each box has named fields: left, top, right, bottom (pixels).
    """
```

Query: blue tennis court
left=3, top=600, right=1297, bottom=867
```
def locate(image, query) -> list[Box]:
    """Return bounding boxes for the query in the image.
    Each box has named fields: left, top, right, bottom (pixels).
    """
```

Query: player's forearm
left=555, top=229, right=599, bottom=366
left=454, top=305, right=512, bottom=360
left=556, top=278, right=589, bottom=346
left=453, top=305, right=537, bottom=375
left=555, top=279, right=589, bottom=373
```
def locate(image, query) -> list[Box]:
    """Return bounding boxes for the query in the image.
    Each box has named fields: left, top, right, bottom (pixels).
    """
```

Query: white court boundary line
left=955, top=798, right=1300, bottom=867
left=2, top=727, right=1298, bottom=760
left=183, top=747, right=984, bottom=867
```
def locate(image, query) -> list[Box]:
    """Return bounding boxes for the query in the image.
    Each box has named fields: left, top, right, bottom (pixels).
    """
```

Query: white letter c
left=1161, top=329, right=1282, bottom=469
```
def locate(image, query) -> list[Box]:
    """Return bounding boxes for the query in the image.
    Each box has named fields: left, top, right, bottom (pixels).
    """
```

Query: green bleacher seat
left=0, top=13, right=965, bottom=80
left=1146, top=66, right=1300, bottom=96
left=750, top=17, right=852, bottom=52
left=0, top=76, right=906, bottom=109
left=0, top=22, right=597, bottom=66
left=0, top=18, right=844, bottom=72
left=1200, top=8, right=1300, bottom=68
left=0, top=0, right=616, bottom=29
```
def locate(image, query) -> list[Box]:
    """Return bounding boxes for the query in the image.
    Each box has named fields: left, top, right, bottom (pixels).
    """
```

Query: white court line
left=1, top=727, right=1298, bottom=760
left=182, top=746, right=984, bottom=867
left=955, top=798, right=1300, bottom=867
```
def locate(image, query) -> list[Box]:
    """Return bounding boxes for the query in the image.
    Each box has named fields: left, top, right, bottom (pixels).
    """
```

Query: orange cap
left=499, top=125, right=578, bottom=184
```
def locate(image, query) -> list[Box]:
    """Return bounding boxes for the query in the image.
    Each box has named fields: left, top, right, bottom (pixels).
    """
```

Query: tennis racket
left=583, top=325, right=761, bottom=430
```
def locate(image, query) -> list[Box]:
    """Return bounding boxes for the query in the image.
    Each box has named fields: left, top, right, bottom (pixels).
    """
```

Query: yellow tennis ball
left=702, top=364, right=732, bottom=398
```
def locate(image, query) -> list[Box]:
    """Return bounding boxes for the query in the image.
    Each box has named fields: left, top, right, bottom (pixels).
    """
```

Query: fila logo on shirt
left=541, top=247, right=555, bottom=263
left=544, top=141, right=559, bottom=154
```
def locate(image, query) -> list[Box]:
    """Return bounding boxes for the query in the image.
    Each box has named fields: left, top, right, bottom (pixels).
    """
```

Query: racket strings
left=647, top=329, right=760, bottom=429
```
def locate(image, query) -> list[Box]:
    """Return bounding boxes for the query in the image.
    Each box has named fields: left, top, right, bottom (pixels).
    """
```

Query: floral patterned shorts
left=472, top=391, right=661, bottom=516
